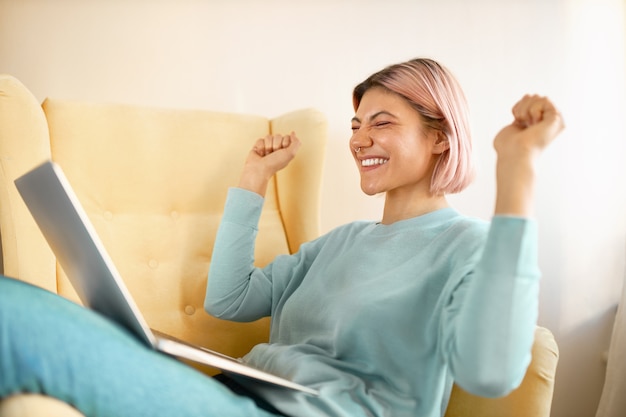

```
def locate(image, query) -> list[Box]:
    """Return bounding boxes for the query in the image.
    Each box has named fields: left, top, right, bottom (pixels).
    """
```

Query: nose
left=349, top=128, right=372, bottom=154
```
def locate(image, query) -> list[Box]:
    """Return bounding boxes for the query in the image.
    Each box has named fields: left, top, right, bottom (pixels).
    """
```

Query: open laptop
left=14, top=160, right=318, bottom=397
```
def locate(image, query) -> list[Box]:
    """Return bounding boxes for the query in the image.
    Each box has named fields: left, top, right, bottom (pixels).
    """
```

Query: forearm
left=238, top=166, right=273, bottom=197
left=204, top=188, right=272, bottom=321
left=494, top=153, right=537, bottom=217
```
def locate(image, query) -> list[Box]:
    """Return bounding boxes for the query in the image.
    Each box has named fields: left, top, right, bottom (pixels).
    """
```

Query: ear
left=432, top=131, right=450, bottom=155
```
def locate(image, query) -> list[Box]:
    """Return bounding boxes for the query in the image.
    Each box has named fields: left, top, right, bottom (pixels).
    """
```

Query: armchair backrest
left=0, top=74, right=327, bottom=365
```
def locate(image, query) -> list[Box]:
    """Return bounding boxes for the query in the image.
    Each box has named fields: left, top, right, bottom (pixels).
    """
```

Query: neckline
left=368, top=207, right=460, bottom=235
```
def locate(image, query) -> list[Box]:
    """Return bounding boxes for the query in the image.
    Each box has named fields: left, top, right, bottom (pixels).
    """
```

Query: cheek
left=397, top=145, right=437, bottom=177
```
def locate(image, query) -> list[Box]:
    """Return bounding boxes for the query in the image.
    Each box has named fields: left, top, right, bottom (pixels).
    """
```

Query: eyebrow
left=351, top=110, right=397, bottom=124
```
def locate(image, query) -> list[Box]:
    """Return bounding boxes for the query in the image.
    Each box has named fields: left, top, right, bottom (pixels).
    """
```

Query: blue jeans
left=0, top=276, right=282, bottom=417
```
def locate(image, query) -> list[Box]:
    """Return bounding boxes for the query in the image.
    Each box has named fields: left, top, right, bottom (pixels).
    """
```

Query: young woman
left=0, top=58, right=564, bottom=417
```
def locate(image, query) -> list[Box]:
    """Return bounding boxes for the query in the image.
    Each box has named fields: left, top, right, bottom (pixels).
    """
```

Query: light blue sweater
left=205, top=188, right=540, bottom=417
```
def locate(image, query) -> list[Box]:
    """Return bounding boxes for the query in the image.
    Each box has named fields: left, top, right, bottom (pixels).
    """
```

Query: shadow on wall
left=552, top=305, right=619, bottom=417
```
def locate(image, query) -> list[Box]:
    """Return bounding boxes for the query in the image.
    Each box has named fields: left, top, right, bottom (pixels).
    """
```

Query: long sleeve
left=441, top=216, right=540, bottom=397
left=205, top=187, right=321, bottom=323
left=204, top=188, right=272, bottom=321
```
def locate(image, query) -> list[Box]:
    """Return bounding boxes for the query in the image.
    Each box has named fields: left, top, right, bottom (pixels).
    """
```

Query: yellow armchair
left=0, top=75, right=558, bottom=417
left=0, top=74, right=326, bottom=416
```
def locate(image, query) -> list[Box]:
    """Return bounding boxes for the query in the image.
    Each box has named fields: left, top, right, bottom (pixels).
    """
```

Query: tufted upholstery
left=0, top=74, right=558, bottom=417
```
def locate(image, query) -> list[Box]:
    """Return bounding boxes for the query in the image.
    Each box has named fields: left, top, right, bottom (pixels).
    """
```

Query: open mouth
left=361, top=158, right=389, bottom=167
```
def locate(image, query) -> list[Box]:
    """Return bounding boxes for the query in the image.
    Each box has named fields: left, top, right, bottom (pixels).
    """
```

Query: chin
left=360, top=184, right=383, bottom=196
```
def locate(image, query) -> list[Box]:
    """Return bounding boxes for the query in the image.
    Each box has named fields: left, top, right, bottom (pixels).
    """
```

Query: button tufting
left=148, top=259, right=159, bottom=269
left=184, top=305, right=195, bottom=315
left=103, top=211, right=113, bottom=220
left=171, top=211, right=180, bottom=220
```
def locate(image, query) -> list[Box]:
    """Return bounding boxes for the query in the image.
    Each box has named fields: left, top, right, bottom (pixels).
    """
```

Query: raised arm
left=444, top=95, right=564, bottom=396
left=204, top=132, right=302, bottom=320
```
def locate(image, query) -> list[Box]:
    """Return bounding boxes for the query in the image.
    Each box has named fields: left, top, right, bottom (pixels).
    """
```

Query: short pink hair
left=353, top=58, right=474, bottom=195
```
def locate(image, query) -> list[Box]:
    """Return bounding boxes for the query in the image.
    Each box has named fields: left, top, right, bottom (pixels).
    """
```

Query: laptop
left=14, top=160, right=318, bottom=397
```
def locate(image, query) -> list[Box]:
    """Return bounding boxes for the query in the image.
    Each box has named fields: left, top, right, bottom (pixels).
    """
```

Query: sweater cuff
left=222, top=187, right=265, bottom=229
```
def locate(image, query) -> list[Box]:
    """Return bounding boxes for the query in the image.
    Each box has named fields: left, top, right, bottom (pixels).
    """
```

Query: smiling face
left=350, top=87, right=448, bottom=197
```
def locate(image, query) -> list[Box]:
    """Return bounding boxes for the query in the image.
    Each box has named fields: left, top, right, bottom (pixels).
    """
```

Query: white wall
left=1, top=0, right=625, bottom=416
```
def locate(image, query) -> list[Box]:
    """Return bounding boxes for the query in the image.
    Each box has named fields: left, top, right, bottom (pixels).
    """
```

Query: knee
left=0, top=276, right=68, bottom=329
left=0, top=276, right=33, bottom=314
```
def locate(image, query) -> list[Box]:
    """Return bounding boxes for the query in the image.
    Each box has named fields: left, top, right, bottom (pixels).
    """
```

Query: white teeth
left=361, top=158, right=388, bottom=167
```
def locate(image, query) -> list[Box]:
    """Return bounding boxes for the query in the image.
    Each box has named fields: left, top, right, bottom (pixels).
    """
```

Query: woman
left=0, top=58, right=564, bottom=417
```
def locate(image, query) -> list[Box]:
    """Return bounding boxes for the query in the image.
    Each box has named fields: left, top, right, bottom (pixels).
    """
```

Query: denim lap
left=0, top=276, right=280, bottom=417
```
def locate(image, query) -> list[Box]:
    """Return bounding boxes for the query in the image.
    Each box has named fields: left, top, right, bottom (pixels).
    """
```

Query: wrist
left=494, top=157, right=537, bottom=217
left=238, top=166, right=273, bottom=197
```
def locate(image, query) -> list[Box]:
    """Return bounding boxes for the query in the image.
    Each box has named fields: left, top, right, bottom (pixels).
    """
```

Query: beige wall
left=1, top=0, right=625, bottom=416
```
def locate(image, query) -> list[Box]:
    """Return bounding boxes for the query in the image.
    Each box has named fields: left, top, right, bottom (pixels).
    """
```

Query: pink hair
left=353, top=58, right=474, bottom=195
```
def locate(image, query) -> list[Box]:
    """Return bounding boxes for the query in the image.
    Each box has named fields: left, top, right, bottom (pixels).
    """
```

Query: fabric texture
left=595, top=274, right=626, bottom=417
left=0, top=394, right=85, bottom=417
left=0, top=75, right=55, bottom=290
left=0, top=276, right=281, bottom=417
left=444, top=326, right=559, bottom=417
left=205, top=188, right=541, bottom=417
